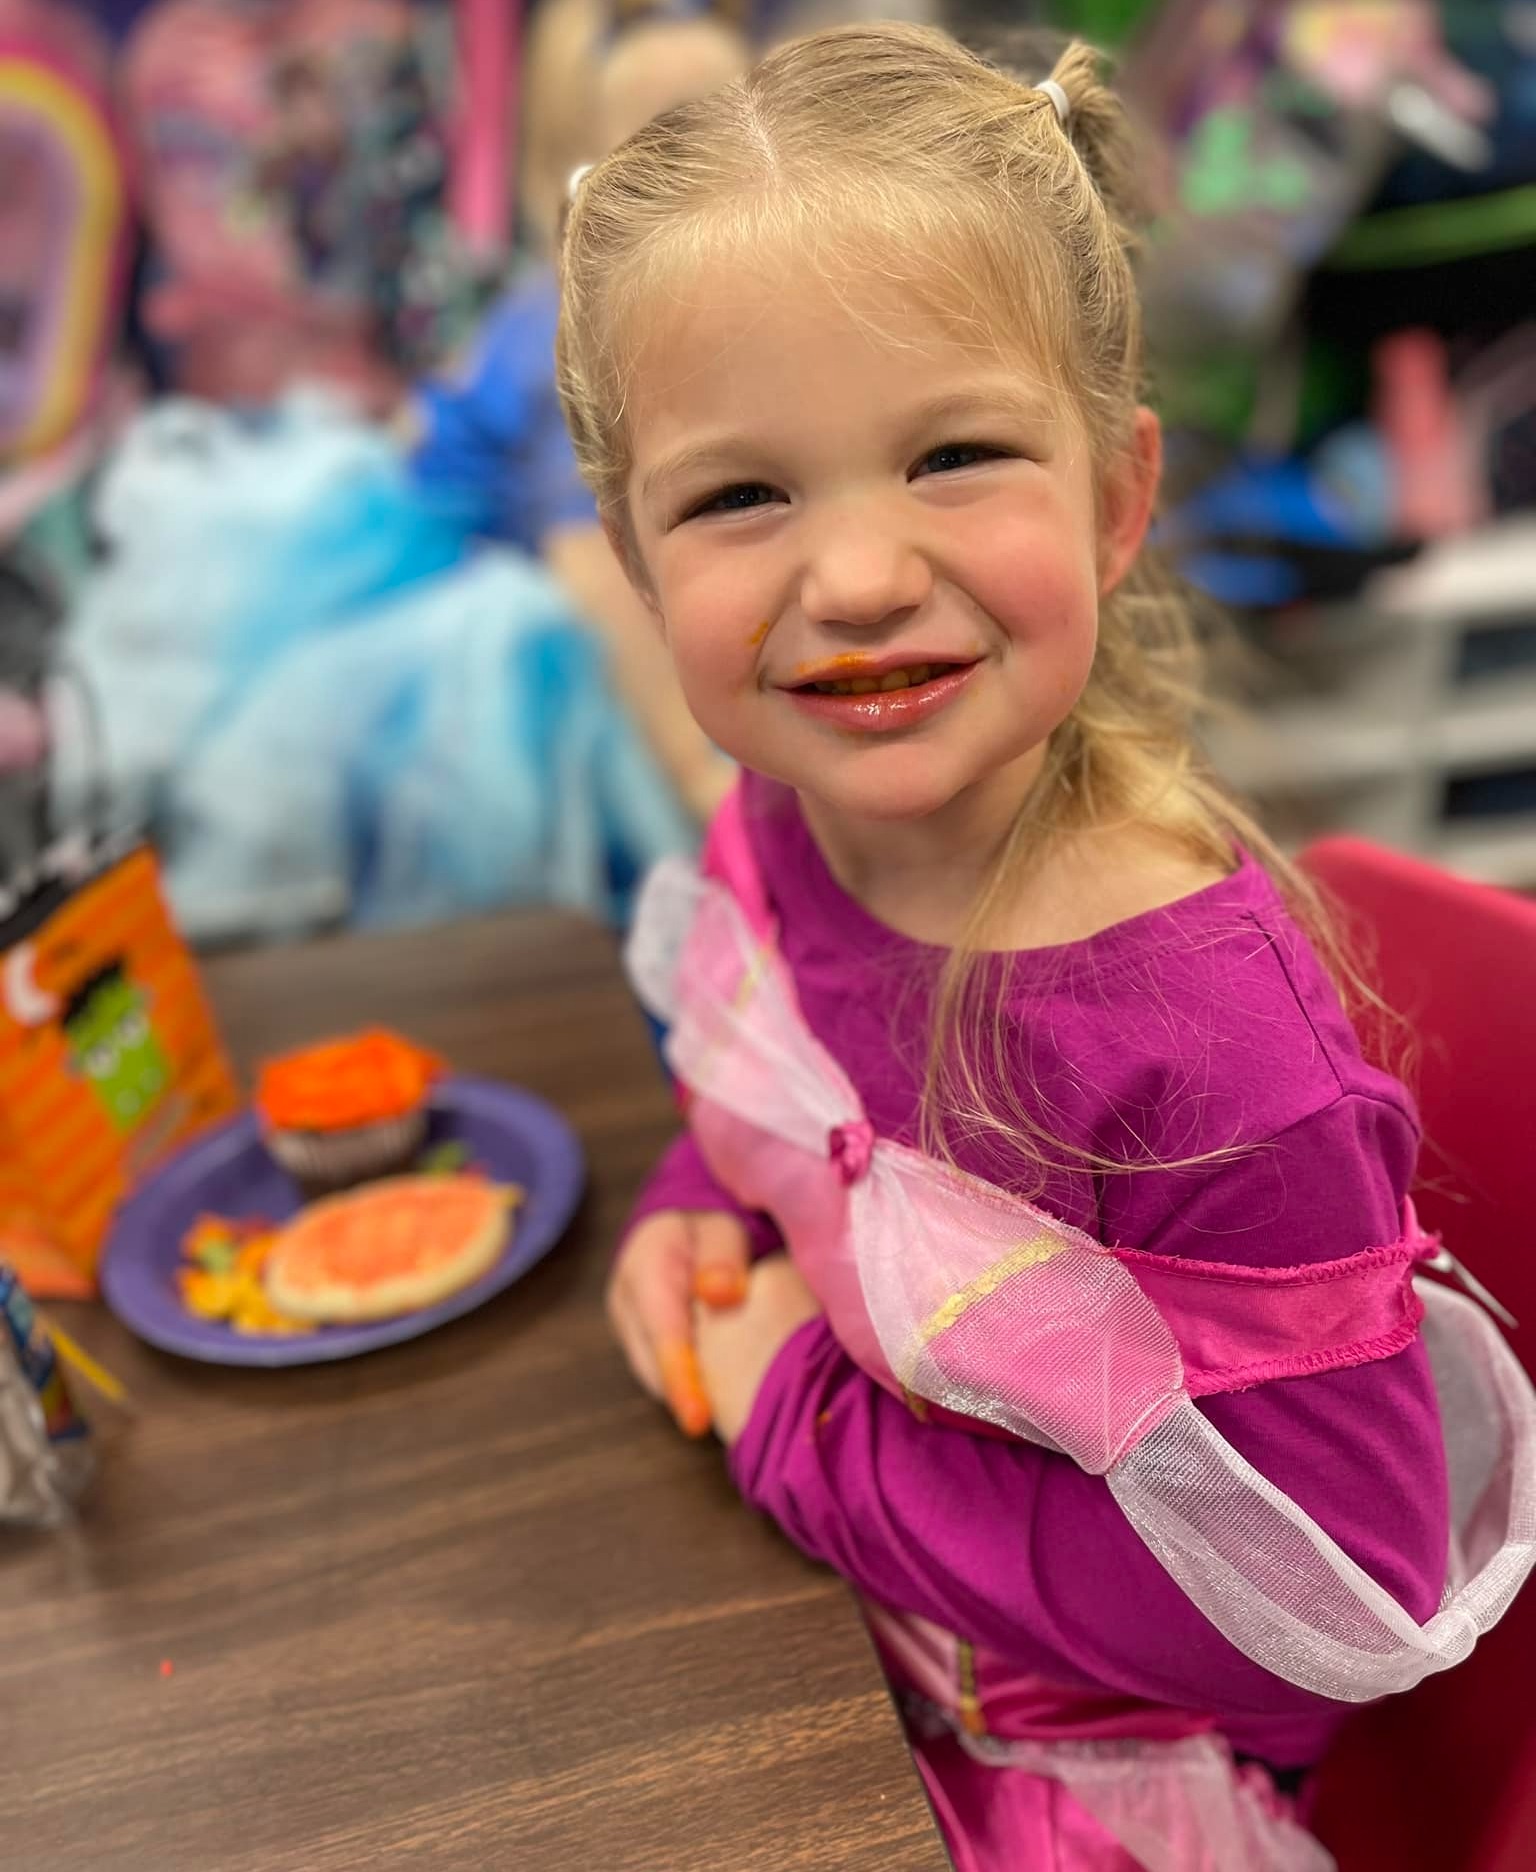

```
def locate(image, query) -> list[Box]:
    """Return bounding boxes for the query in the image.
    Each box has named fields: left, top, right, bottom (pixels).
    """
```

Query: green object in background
left=1152, top=349, right=1259, bottom=444
left=1155, top=337, right=1371, bottom=456
left=1327, top=184, right=1536, bottom=271
left=1045, top=0, right=1161, bottom=47
left=1182, top=108, right=1312, bottom=217
left=1295, top=339, right=1368, bottom=451
left=20, top=484, right=93, bottom=606
left=1153, top=332, right=1369, bottom=455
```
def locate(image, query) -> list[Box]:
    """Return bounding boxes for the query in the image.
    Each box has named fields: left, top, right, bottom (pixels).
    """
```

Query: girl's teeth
left=808, top=663, right=945, bottom=696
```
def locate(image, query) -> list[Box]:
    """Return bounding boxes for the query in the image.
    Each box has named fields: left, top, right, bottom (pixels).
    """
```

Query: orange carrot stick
left=659, top=1339, right=713, bottom=1438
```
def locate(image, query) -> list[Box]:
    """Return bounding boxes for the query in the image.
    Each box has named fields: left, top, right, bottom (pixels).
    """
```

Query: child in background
left=562, top=24, right=1536, bottom=1871
left=410, top=0, right=742, bottom=818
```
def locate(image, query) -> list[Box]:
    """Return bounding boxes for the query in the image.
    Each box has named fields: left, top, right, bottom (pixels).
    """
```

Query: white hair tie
left=567, top=162, right=594, bottom=203
left=1036, top=80, right=1071, bottom=129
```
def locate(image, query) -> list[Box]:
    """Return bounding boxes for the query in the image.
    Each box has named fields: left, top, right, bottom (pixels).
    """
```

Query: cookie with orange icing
left=263, top=1175, right=520, bottom=1323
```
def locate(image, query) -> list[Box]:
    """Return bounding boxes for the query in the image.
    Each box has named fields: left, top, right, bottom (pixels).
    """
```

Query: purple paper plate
left=100, top=1076, right=585, bottom=1367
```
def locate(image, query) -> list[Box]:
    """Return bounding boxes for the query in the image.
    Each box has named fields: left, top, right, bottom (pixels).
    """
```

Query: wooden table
left=2, top=914, right=946, bottom=1872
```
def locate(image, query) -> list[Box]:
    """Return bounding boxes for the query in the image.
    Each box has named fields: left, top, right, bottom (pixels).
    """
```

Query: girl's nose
left=799, top=506, right=933, bottom=631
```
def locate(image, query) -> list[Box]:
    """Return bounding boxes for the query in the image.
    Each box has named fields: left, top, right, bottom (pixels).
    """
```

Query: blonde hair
left=557, top=21, right=1395, bottom=1185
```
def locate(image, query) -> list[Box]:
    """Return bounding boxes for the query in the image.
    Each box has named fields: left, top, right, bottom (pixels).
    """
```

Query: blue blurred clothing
left=411, top=267, right=597, bottom=555
left=65, top=393, right=692, bottom=942
left=166, top=551, right=690, bottom=941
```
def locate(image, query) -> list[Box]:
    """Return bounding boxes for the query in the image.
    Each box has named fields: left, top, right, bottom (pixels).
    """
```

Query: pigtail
left=1039, top=40, right=1157, bottom=256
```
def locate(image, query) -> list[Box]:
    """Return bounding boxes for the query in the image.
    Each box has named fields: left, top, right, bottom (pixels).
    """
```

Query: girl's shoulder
left=1003, top=843, right=1419, bottom=1167
left=997, top=847, right=1421, bottom=1256
left=991, top=827, right=1235, bottom=953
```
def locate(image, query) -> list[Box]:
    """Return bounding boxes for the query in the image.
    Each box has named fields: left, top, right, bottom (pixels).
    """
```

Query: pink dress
left=626, top=788, right=1536, bottom=1870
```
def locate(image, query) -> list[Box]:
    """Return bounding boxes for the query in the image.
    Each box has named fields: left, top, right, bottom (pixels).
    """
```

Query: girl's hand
left=608, top=1210, right=753, bottom=1437
left=694, top=1256, right=822, bottom=1446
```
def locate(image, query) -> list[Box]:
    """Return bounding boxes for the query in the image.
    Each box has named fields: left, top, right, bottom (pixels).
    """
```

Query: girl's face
left=620, top=262, right=1159, bottom=830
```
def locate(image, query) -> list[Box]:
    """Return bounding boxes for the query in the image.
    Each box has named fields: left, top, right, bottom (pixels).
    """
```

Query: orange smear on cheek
left=747, top=619, right=773, bottom=648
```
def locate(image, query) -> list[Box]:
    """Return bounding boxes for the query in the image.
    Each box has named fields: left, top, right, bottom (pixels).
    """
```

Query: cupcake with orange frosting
left=255, top=1029, right=445, bottom=1192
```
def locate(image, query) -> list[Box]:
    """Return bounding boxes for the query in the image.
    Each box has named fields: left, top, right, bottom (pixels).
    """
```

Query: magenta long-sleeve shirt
left=629, top=778, right=1449, bottom=1770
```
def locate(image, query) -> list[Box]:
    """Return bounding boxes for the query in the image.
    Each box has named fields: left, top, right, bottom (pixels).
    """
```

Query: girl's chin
left=797, top=768, right=982, bottom=827
left=734, top=722, right=1037, bottom=828
left=777, top=736, right=1050, bottom=832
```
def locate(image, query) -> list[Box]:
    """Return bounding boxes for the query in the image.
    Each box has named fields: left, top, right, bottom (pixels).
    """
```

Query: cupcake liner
left=265, top=1110, right=428, bottom=1191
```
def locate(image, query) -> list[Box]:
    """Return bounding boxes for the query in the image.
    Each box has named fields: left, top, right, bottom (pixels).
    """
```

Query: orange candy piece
left=692, top=1263, right=748, bottom=1309
left=177, top=1219, right=313, bottom=1335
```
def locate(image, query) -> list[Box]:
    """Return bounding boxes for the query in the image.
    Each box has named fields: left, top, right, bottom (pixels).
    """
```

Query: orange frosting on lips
left=792, top=653, right=877, bottom=682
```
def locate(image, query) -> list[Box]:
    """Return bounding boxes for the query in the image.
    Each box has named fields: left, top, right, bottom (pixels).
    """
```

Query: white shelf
left=1434, top=818, right=1536, bottom=889
left=1364, top=516, right=1536, bottom=618
left=1212, top=523, right=1536, bottom=885
left=1208, top=711, right=1413, bottom=791
left=1215, top=677, right=1536, bottom=792
left=1436, top=678, right=1536, bottom=770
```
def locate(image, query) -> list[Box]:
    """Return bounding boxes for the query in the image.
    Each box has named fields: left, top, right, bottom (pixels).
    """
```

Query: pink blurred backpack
left=120, top=0, right=472, bottom=408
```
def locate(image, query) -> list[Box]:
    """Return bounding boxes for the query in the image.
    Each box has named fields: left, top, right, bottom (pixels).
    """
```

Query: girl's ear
left=603, top=515, right=665, bottom=625
left=1098, top=406, right=1162, bottom=598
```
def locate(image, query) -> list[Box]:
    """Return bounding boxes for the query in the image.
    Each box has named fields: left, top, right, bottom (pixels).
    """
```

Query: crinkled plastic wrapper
left=0, top=1265, right=93, bottom=1526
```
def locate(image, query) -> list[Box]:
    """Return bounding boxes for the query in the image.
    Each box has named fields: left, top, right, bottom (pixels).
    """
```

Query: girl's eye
left=913, top=442, right=1008, bottom=477
left=683, top=482, right=783, bottom=521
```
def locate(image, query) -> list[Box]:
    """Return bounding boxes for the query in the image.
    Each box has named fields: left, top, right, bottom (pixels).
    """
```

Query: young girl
left=558, top=24, right=1536, bottom=1870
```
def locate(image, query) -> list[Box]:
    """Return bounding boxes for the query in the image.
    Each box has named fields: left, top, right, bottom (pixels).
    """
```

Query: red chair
left=1301, top=838, right=1536, bottom=1872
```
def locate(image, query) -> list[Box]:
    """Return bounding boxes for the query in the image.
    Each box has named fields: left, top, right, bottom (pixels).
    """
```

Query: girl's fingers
left=690, top=1212, right=751, bottom=1309
left=610, top=1288, right=663, bottom=1399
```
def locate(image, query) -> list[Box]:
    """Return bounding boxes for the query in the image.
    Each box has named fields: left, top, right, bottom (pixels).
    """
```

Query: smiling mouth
left=794, top=661, right=967, bottom=697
